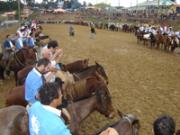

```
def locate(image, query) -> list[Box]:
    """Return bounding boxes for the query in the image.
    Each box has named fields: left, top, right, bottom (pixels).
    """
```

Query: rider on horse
left=2, top=35, right=15, bottom=65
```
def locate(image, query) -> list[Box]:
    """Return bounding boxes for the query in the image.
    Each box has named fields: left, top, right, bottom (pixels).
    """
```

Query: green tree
left=94, top=2, right=111, bottom=9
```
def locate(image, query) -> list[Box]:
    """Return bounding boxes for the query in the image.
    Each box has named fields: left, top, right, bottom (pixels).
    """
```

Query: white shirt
left=42, top=105, right=61, bottom=117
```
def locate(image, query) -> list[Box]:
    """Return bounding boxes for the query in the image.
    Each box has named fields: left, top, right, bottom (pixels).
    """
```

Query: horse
left=93, top=111, right=140, bottom=135
left=55, top=71, right=110, bottom=102
left=5, top=85, right=27, bottom=107
left=16, top=59, right=89, bottom=86
left=0, top=105, right=28, bottom=135
left=17, top=65, right=34, bottom=85
left=155, top=31, right=164, bottom=49
left=3, top=84, right=114, bottom=135
left=65, top=85, right=115, bottom=135
left=61, top=59, right=89, bottom=73
left=5, top=72, right=112, bottom=110
left=73, top=62, right=108, bottom=84
left=0, top=47, right=36, bottom=85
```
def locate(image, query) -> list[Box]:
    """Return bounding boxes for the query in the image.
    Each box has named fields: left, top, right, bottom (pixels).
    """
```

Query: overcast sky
left=78, top=0, right=180, bottom=7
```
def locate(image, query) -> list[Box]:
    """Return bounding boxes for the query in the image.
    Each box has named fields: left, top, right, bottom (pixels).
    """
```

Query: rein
left=124, top=116, right=137, bottom=135
left=14, top=51, right=26, bottom=67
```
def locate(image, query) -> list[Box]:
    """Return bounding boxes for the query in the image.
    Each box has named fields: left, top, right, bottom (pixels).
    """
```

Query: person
left=25, top=32, right=36, bottom=48
left=2, top=35, right=15, bottom=65
left=28, top=82, right=72, bottom=135
left=41, top=40, right=63, bottom=70
left=90, top=22, right=96, bottom=39
left=99, top=127, right=119, bottom=135
left=68, top=25, right=75, bottom=37
left=15, top=31, right=24, bottom=50
left=25, top=58, right=54, bottom=104
left=153, top=115, right=175, bottom=135
left=2, top=35, right=16, bottom=75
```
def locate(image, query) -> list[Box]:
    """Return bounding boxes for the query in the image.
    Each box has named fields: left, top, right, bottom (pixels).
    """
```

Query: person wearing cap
left=167, top=27, right=174, bottom=37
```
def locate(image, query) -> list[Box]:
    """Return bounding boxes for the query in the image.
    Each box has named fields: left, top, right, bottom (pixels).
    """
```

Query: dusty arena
left=0, top=24, right=180, bottom=135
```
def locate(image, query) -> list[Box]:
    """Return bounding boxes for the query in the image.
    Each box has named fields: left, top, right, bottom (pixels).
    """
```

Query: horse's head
left=82, top=59, right=89, bottom=68
left=93, top=112, right=139, bottom=135
left=21, top=47, right=36, bottom=65
left=95, top=62, right=108, bottom=84
left=95, top=82, right=115, bottom=118
left=115, top=111, right=140, bottom=135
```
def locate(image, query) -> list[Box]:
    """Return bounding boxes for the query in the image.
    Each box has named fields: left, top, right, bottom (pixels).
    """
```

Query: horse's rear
left=0, top=105, right=27, bottom=135
left=6, top=86, right=27, bottom=107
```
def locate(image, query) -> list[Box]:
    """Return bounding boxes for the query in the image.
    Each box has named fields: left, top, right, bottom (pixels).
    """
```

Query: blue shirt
left=26, top=37, right=35, bottom=47
left=3, top=40, right=11, bottom=49
left=25, top=68, right=43, bottom=104
left=16, top=37, right=23, bottom=50
left=28, top=101, right=71, bottom=135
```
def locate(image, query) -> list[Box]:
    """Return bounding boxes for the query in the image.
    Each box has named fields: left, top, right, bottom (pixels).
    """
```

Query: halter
left=124, top=116, right=138, bottom=135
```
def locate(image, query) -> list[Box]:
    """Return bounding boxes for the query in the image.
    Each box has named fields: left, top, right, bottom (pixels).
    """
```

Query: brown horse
left=73, top=62, right=108, bottom=84
left=64, top=85, right=115, bottom=135
left=5, top=86, right=27, bottom=107
left=16, top=59, right=89, bottom=85
left=0, top=105, right=28, bottom=135
left=6, top=73, right=112, bottom=110
left=93, top=112, right=140, bottom=135
left=0, top=47, right=36, bottom=85
left=3, top=85, right=114, bottom=135
left=155, top=31, right=164, bottom=49
left=17, top=65, right=34, bottom=85
left=61, top=59, right=89, bottom=73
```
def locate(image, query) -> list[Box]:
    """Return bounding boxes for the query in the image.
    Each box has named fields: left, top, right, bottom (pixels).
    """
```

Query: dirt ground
left=0, top=24, right=180, bottom=135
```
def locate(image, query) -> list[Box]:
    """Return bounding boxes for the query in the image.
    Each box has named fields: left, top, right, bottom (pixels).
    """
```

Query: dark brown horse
left=0, top=105, right=28, bottom=135
left=155, top=32, right=164, bottom=49
left=0, top=47, right=36, bottom=85
left=5, top=86, right=27, bottom=107
left=93, top=112, right=140, bottom=135
left=66, top=85, right=115, bottom=135
left=3, top=85, right=114, bottom=135
left=61, top=59, right=89, bottom=73
left=17, top=65, right=34, bottom=85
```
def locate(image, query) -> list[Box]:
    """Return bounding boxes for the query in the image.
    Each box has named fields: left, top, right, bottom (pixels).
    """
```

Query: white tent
left=53, top=8, right=66, bottom=13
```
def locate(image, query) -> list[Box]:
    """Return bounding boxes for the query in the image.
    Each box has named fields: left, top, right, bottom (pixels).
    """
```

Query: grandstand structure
left=128, top=0, right=176, bottom=12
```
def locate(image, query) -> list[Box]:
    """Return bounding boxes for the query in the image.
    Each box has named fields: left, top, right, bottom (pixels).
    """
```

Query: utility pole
left=136, top=0, right=138, bottom=10
left=18, top=0, right=21, bottom=27
left=118, top=0, right=120, bottom=7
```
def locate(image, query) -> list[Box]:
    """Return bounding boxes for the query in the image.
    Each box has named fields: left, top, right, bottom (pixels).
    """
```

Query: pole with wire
left=18, top=0, right=21, bottom=27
